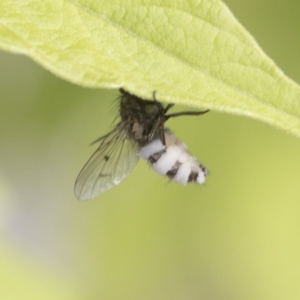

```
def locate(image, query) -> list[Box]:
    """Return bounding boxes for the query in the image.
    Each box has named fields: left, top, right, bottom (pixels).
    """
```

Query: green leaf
left=1, top=0, right=300, bottom=137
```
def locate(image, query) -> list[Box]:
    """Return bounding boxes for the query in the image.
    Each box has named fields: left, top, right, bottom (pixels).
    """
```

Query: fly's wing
left=74, top=124, right=140, bottom=200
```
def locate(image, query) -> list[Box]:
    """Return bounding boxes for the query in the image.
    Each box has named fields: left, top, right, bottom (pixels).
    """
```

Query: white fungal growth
left=139, top=130, right=207, bottom=185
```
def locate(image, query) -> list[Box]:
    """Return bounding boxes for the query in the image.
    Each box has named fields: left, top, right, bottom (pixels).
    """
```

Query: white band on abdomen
left=139, top=139, right=165, bottom=159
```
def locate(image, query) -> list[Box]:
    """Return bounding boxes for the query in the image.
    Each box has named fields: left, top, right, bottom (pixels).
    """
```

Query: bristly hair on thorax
left=118, top=88, right=209, bottom=146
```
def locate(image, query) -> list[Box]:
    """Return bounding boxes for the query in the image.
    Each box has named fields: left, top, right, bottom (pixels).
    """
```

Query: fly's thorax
left=139, top=129, right=208, bottom=185
left=119, top=90, right=165, bottom=144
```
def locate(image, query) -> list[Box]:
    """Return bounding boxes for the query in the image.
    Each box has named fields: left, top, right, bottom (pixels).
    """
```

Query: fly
left=74, top=88, right=209, bottom=200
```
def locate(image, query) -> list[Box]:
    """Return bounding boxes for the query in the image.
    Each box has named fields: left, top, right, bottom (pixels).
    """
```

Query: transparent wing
left=74, top=123, right=140, bottom=200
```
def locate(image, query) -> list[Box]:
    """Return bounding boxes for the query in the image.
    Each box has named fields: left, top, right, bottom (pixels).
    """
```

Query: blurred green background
left=1, top=1, right=300, bottom=299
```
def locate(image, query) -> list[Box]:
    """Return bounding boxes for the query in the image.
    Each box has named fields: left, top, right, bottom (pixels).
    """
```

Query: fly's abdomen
left=139, top=130, right=208, bottom=185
